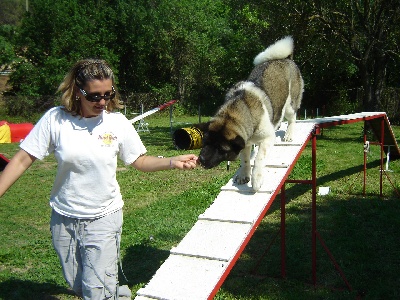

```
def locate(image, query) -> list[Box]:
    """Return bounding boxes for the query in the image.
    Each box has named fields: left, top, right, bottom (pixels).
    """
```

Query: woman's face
left=78, top=79, right=113, bottom=118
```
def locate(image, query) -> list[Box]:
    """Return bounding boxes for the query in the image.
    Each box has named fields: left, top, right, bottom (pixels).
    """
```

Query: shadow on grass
left=273, top=159, right=383, bottom=216
left=224, top=195, right=400, bottom=299
left=0, top=279, right=76, bottom=300
left=138, top=127, right=178, bottom=150
left=219, top=159, right=400, bottom=299
left=119, top=244, right=170, bottom=288
left=0, top=245, right=170, bottom=300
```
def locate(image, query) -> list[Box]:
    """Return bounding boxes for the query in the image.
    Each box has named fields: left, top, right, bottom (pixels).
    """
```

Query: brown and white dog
left=196, top=36, right=304, bottom=191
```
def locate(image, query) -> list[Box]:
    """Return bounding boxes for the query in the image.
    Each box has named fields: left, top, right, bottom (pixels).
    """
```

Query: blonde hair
left=58, top=59, right=123, bottom=116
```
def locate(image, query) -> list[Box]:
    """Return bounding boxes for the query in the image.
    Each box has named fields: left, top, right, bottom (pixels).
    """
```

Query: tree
left=0, top=0, right=25, bottom=26
left=0, top=0, right=24, bottom=71
left=153, top=0, right=232, bottom=112
left=0, top=26, right=18, bottom=70
left=225, top=0, right=400, bottom=115
left=9, top=0, right=119, bottom=93
left=7, top=0, right=235, bottom=115
left=113, top=0, right=232, bottom=114
left=8, top=0, right=399, bottom=118
left=5, top=0, right=119, bottom=115
left=309, top=0, right=400, bottom=111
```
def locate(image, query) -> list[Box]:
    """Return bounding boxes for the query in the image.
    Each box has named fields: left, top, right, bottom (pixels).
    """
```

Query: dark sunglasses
left=79, top=86, right=116, bottom=102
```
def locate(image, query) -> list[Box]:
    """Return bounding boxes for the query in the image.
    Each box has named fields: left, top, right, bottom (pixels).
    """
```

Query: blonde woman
left=0, top=59, right=198, bottom=299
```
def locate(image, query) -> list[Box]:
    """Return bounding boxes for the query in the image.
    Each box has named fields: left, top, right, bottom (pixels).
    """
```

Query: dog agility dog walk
left=197, top=36, right=304, bottom=191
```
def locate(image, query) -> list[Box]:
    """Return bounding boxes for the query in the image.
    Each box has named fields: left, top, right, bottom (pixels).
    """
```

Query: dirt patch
left=0, top=75, right=10, bottom=108
left=0, top=75, right=10, bottom=92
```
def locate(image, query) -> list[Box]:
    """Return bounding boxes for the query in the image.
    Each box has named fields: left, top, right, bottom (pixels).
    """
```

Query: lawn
left=0, top=112, right=400, bottom=299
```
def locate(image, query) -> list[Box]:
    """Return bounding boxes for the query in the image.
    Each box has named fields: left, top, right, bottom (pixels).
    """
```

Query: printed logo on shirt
left=98, top=132, right=117, bottom=147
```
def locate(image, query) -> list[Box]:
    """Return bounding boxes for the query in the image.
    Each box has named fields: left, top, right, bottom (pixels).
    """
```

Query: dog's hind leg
left=283, top=105, right=297, bottom=142
left=234, top=144, right=252, bottom=185
left=252, top=136, right=274, bottom=191
left=284, top=73, right=303, bottom=142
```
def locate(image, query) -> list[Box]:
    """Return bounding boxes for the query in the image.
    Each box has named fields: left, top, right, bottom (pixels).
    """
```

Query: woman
left=0, top=59, right=198, bottom=299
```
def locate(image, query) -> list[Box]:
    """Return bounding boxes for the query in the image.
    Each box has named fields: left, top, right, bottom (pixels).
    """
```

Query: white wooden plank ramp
left=135, top=122, right=316, bottom=300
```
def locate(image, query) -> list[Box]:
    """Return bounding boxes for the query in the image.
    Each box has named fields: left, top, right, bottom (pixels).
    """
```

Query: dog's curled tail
left=253, top=36, right=294, bottom=65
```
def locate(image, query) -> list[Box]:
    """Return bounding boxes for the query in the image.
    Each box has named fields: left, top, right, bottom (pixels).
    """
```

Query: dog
left=196, top=36, right=304, bottom=191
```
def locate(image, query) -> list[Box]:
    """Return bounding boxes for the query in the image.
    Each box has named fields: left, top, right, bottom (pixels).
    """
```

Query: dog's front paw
left=251, top=168, right=264, bottom=191
left=234, top=165, right=251, bottom=185
left=283, top=133, right=293, bottom=142
left=234, top=174, right=250, bottom=185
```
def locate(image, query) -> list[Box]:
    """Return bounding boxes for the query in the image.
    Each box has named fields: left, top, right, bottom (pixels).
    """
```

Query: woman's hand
left=170, top=154, right=198, bottom=170
left=131, top=154, right=198, bottom=172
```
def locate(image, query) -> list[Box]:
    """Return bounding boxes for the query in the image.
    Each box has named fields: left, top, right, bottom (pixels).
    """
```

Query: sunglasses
left=79, top=86, right=116, bottom=102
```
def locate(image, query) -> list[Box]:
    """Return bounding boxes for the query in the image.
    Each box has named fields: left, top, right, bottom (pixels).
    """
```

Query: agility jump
left=129, top=100, right=177, bottom=124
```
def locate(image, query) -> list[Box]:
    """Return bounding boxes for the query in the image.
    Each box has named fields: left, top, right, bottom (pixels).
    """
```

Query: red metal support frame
left=284, top=128, right=352, bottom=291
left=365, top=117, right=390, bottom=198
left=380, top=118, right=385, bottom=197
left=252, top=127, right=352, bottom=290
left=220, top=114, right=398, bottom=297
left=363, top=122, right=368, bottom=196
left=311, top=128, right=352, bottom=290
left=282, top=137, right=317, bottom=283
left=311, top=129, right=318, bottom=287
left=280, top=184, right=286, bottom=278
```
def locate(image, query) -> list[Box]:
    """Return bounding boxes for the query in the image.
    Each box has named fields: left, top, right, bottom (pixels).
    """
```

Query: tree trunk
left=360, top=62, right=373, bottom=111
left=359, top=54, right=387, bottom=112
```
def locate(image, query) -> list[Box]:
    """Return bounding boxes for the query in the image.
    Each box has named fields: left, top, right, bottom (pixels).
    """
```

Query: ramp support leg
left=249, top=183, right=289, bottom=278
left=310, top=130, right=353, bottom=291
left=366, top=117, right=398, bottom=197
left=280, top=184, right=286, bottom=278
left=311, top=131, right=317, bottom=287
left=380, top=118, right=385, bottom=197
left=363, top=122, right=368, bottom=196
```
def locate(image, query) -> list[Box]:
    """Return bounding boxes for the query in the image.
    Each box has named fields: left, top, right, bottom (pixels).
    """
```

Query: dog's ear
left=231, top=136, right=245, bottom=153
left=192, top=122, right=210, bottom=133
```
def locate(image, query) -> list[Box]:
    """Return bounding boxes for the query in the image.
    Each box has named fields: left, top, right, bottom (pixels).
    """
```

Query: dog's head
left=195, top=122, right=245, bottom=169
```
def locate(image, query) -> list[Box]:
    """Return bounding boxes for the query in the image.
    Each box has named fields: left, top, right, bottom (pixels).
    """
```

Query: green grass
left=1, top=114, right=400, bottom=299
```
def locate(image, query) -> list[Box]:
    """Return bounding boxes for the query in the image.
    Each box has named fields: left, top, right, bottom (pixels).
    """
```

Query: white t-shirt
left=20, top=107, right=147, bottom=218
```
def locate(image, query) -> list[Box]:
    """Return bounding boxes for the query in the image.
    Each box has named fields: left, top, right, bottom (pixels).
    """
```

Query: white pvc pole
left=130, top=100, right=177, bottom=124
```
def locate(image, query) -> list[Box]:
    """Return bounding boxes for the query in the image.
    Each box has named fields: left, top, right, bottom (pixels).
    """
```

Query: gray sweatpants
left=50, top=209, right=129, bottom=299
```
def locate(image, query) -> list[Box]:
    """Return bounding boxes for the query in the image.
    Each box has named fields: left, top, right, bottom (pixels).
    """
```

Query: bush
left=3, top=93, right=56, bottom=120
